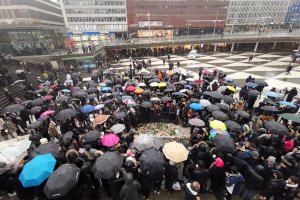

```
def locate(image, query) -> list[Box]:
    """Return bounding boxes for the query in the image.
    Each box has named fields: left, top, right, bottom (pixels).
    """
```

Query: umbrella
left=84, top=130, right=101, bottom=143
left=222, top=95, right=234, bottom=104
left=189, top=103, right=204, bottom=111
left=122, top=95, right=133, bottom=100
left=61, top=89, right=71, bottom=93
left=72, top=86, right=81, bottom=91
left=34, top=89, right=45, bottom=94
left=150, top=82, right=158, bottom=87
left=57, top=96, right=70, bottom=103
left=21, top=100, right=32, bottom=105
left=245, top=82, right=257, bottom=88
left=87, top=87, right=98, bottom=94
left=103, top=79, right=112, bottom=84
left=255, top=80, right=268, bottom=87
left=210, top=120, right=227, bottom=130
left=149, top=78, right=160, bottom=83
left=92, top=151, right=123, bottom=179
left=104, top=99, right=114, bottom=105
left=164, top=88, right=174, bottom=93
left=15, top=69, right=24, bottom=74
left=55, top=109, right=77, bottom=121
left=200, top=99, right=211, bottom=107
left=95, top=104, right=105, bottom=110
left=80, top=105, right=95, bottom=113
left=236, top=110, right=251, bottom=119
left=150, top=97, right=161, bottom=102
left=188, top=118, right=205, bottom=127
left=278, top=101, right=297, bottom=108
left=123, top=99, right=136, bottom=106
left=162, top=142, right=189, bottom=163
left=94, top=115, right=109, bottom=125
left=135, top=88, right=144, bottom=94
left=62, top=131, right=73, bottom=145
left=42, top=95, right=54, bottom=101
left=110, top=124, right=126, bottom=134
left=114, top=112, right=127, bottom=119
left=101, top=134, right=120, bottom=147
left=280, top=113, right=300, bottom=123
left=173, top=92, right=185, bottom=97
left=212, top=111, right=228, bottom=121
left=190, top=98, right=200, bottom=103
left=31, top=98, right=44, bottom=106
left=265, top=121, right=288, bottom=135
left=38, top=116, right=50, bottom=122
left=28, top=121, right=43, bottom=129
left=153, top=137, right=165, bottom=150
left=217, top=86, right=227, bottom=93
left=139, top=148, right=166, bottom=176
left=40, top=110, right=55, bottom=117
left=248, top=90, right=260, bottom=97
left=158, top=82, right=167, bottom=88
left=260, top=106, right=279, bottom=112
left=31, top=142, right=60, bottom=158
left=50, top=84, right=58, bottom=89
left=226, top=86, right=236, bottom=92
left=19, top=154, right=56, bottom=188
left=141, top=101, right=153, bottom=108
left=138, top=83, right=146, bottom=87
left=263, top=98, right=277, bottom=106
left=266, top=91, right=284, bottom=98
left=213, top=134, right=235, bottom=153
left=209, top=129, right=230, bottom=139
left=44, top=164, right=80, bottom=199
left=206, top=104, right=220, bottom=112
left=30, top=106, right=42, bottom=114
left=215, top=103, right=230, bottom=111
left=73, top=91, right=87, bottom=97
left=126, top=86, right=136, bottom=92
left=209, top=91, right=223, bottom=99
left=114, top=84, right=122, bottom=88
left=161, top=96, right=172, bottom=102
left=131, top=134, right=155, bottom=152
left=142, top=90, right=151, bottom=96
left=224, top=120, right=241, bottom=132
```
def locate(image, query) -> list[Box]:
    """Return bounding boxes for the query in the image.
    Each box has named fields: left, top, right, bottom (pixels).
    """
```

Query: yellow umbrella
left=226, top=86, right=236, bottom=92
left=210, top=120, right=227, bottom=131
left=158, top=82, right=167, bottom=88
left=162, top=141, right=189, bottom=162
left=134, top=88, right=144, bottom=94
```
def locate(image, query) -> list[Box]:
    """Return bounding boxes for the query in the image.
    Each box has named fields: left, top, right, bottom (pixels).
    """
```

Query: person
left=260, top=170, right=285, bottom=200
left=184, top=181, right=201, bottom=200
left=224, top=166, right=244, bottom=200
left=119, top=173, right=141, bottom=200
left=209, top=157, right=225, bottom=200
left=285, top=62, right=293, bottom=75
left=273, top=176, right=299, bottom=200
left=285, top=87, right=298, bottom=102
left=248, top=54, right=253, bottom=63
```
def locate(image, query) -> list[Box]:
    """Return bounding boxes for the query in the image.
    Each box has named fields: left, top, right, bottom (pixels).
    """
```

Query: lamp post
left=186, top=23, right=191, bottom=38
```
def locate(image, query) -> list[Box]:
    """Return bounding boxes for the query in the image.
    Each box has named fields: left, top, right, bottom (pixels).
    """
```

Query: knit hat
left=213, top=158, right=224, bottom=168
left=267, top=156, right=276, bottom=164
left=281, top=155, right=296, bottom=167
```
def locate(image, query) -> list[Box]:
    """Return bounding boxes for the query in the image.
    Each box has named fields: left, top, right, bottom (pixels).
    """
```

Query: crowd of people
left=0, top=55, right=299, bottom=200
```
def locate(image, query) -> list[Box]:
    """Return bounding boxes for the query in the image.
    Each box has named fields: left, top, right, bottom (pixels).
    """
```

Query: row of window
left=65, top=8, right=126, bottom=14
left=132, top=0, right=227, bottom=1
left=67, top=17, right=126, bottom=22
left=63, top=0, right=125, bottom=6
left=137, top=5, right=226, bottom=9
left=68, top=24, right=127, bottom=31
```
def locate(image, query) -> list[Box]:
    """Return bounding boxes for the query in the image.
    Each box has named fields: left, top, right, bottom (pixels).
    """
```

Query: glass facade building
left=285, top=0, right=300, bottom=28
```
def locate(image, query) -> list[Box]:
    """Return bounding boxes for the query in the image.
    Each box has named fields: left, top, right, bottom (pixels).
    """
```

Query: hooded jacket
left=184, top=183, right=199, bottom=200
left=119, top=173, right=141, bottom=200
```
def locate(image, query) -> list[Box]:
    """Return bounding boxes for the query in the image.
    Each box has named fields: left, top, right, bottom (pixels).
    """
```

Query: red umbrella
left=195, top=79, right=203, bottom=83
left=42, top=95, right=54, bottom=101
left=101, top=134, right=120, bottom=147
left=40, top=110, right=55, bottom=117
left=50, top=84, right=58, bottom=89
left=126, top=86, right=136, bottom=92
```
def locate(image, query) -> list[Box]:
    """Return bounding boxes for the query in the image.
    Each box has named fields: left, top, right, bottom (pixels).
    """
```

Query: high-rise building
left=0, top=0, right=66, bottom=55
left=60, top=0, right=128, bottom=46
left=226, top=0, right=290, bottom=33
left=285, top=0, right=300, bottom=29
left=127, top=0, right=229, bottom=38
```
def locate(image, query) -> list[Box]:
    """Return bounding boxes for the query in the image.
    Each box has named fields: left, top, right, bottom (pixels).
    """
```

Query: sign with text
left=139, top=21, right=162, bottom=27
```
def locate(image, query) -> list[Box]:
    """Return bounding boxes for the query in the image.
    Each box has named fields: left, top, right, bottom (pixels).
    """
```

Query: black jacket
left=184, top=183, right=199, bottom=200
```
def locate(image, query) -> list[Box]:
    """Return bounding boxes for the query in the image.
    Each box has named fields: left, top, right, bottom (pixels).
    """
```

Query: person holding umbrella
left=184, top=181, right=201, bottom=200
left=119, top=173, right=141, bottom=200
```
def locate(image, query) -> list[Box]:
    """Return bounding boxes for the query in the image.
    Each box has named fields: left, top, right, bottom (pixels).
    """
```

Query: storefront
left=137, top=29, right=173, bottom=38
left=62, top=55, right=96, bottom=71
left=67, top=32, right=115, bottom=47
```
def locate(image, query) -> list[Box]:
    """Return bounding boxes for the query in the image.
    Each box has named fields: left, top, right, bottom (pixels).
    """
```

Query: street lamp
left=186, top=23, right=191, bottom=38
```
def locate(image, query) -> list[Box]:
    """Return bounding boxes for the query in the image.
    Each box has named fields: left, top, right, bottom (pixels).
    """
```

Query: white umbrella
left=110, top=124, right=126, bottom=134
left=95, top=104, right=105, bottom=110
left=150, top=82, right=158, bottom=87
left=200, top=99, right=211, bottom=107
left=138, top=83, right=146, bottom=87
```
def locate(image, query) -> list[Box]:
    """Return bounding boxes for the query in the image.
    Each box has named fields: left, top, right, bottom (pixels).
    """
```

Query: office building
left=285, top=0, right=300, bottom=28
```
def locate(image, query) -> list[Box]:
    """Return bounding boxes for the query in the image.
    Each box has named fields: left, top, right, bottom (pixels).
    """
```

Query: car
left=187, top=50, right=198, bottom=60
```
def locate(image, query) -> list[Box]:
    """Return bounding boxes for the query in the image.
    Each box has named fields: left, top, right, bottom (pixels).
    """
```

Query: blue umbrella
left=267, top=91, right=284, bottom=98
left=122, top=95, right=133, bottom=100
left=101, top=86, right=111, bottom=92
left=209, top=129, right=230, bottom=139
left=245, top=82, right=257, bottom=88
left=184, top=85, right=192, bottom=89
left=61, top=89, right=71, bottom=93
left=80, top=105, right=95, bottom=113
left=278, top=101, right=297, bottom=108
left=19, top=154, right=56, bottom=188
left=189, top=103, right=204, bottom=110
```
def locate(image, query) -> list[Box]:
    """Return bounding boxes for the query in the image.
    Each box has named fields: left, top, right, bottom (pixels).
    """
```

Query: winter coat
left=119, top=173, right=141, bottom=200
left=274, top=182, right=298, bottom=200
left=244, top=168, right=264, bottom=190
left=225, top=173, right=244, bottom=195
left=48, top=126, right=58, bottom=138
left=184, top=182, right=199, bottom=200
left=209, top=159, right=225, bottom=190
left=191, top=167, right=209, bottom=186
left=263, top=178, right=285, bottom=198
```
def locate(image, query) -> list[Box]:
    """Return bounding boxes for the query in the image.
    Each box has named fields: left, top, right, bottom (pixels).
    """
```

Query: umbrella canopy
left=61, top=89, right=71, bottom=93
left=29, top=106, right=42, bottom=114
left=248, top=90, right=260, bottom=97
left=153, top=137, right=165, bottom=150
left=92, top=151, right=123, bottom=179
left=141, top=101, right=153, bottom=108
left=164, top=88, right=174, bottom=93
left=215, top=103, right=229, bottom=111
left=245, top=82, right=257, bottom=88
left=278, top=101, right=297, bottom=108
left=83, top=130, right=101, bottom=143
left=212, top=111, right=228, bottom=121
left=150, top=82, right=158, bottom=87
left=189, top=98, right=200, bottom=103
left=260, top=106, right=279, bottom=112
left=40, top=110, right=55, bottom=117
left=57, top=96, right=70, bottom=103
left=209, top=91, right=223, bottom=99
left=123, top=99, right=136, bottom=106
left=255, top=80, right=268, bottom=87
left=222, top=95, right=234, bottom=104
left=131, top=134, right=155, bottom=152
left=94, top=115, right=109, bottom=125
left=28, top=121, right=43, bottom=129
left=19, top=154, right=56, bottom=188
left=213, top=134, right=235, bottom=153
left=150, top=97, right=161, bottom=102
left=264, top=121, right=288, bottom=135
left=44, top=164, right=80, bottom=199
left=55, top=109, right=77, bottom=121
left=142, top=90, right=151, bottom=96
left=189, top=103, right=204, bottom=111
left=134, top=88, right=144, bottom=94
left=200, top=99, right=211, bottom=107
left=210, top=120, right=227, bottom=131
left=139, top=148, right=166, bottom=176
left=188, top=118, right=205, bottom=127
left=224, top=120, right=241, bottom=132
left=236, top=110, right=251, bottom=119
left=162, top=142, right=189, bottom=163
left=95, top=104, right=105, bottom=110
left=266, top=92, right=284, bottom=98
left=161, top=96, right=172, bottom=102
left=126, top=86, right=136, bottom=92
left=280, top=113, right=300, bottom=123
left=42, top=95, right=54, bottom=101
left=101, top=134, right=120, bottom=147
left=122, top=95, right=133, bottom=100
left=209, top=129, right=230, bottom=139
left=158, top=82, right=167, bottom=88
left=62, top=131, right=73, bottom=146
left=114, top=112, right=127, bottom=119
left=226, top=86, right=236, bottom=92
left=101, top=87, right=112, bottom=92
left=173, top=92, right=185, bottom=97
left=206, top=104, right=221, bottom=112
left=73, top=91, right=87, bottom=97
left=87, top=94, right=97, bottom=100
left=31, top=98, right=44, bottom=106
left=138, top=83, right=146, bottom=87
left=110, top=124, right=126, bottom=134
left=31, top=142, right=60, bottom=158
left=80, top=105, right=95, bottom=113
left=217, top=86, right=227, bottom=93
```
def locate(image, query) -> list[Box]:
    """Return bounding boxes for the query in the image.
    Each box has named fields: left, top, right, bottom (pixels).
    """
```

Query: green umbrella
left=280, top=113, right=300, bottom=123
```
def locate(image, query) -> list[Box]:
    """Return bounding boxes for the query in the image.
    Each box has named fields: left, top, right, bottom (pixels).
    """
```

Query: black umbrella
left=189, top=98, right=200, bottom=103
left=104, top=99, right=114, bottom=105
left=88, top=87, right=98, bottom=94
left=142, top=90, right=151, bottom=96
left=236, top=110, right=251, bottom=119
left=57, top=96, right=70, bottom=103
left=248, top=90, right=260, bottom=97
left=37, top=116, right=50, bottom=122
left=44, top=164, right=80, bottom=199
left=203, top=91, right=211, bottom=96
left=141, top=101, right=153, bottom=108
left=31, top=98, right=44, bottom=106
left=148, top=78, right=160, bottom=83
left=34, top=89, right=45, bottom=94
left=213, top=134, right=235, bottom=153
left=72, top=86, right=81, bottom=91
left=83, top=130, right=101, bottom=143
left=27, top=121, right=43, bottom=129
left=31, top=142, right=60, bottom=158
left=29, top=106, right=42, bottom=114
left=209, top=91, right=223, bottom=99
left=1, top=104, right=25, bottom=114
left=55, top=109, right=77, bottom=121
left=222, top=95, right=234, bottom=104
left=263, top=98, right=277, bottom=106
left=114, top=84, right=122, bottom=88
left=73, top=91, right=87, bottom=97
left=167, top=84, right=176, bottom=89
left=206, top=104, right=221, bottom=112
left=87, top=94, right=97, bottom=100
left=173, top=92, right=185, bottom=97
left=255, top=80, right=268, bottom=87
left=215, top=103, right=229, bottom=111
left=224, top=120, right=241, bottom=132
left=164, top=88, right=174, bottom=93
left=264, top=121, right=288, bottom=135
left=161, top=96, right=172, bottom=102
left=21, top=100, right=32, bottom=105
left=92, top=151, right=123, bottom=179
left=139, top=148, right=166, bottom=176
left=114, top=112, right=127, bottom=119
left=62, top=131, right=73, bottom=145
left=212, top=111, right=228, bottom=121
left=260, top=106, right=279, bottom=112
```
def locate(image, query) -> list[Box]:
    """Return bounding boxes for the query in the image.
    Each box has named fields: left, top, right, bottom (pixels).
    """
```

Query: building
left=0, top=0, right=66, bottom=55
left=226, top=0, right=291, bottom=33
left=60, top=0, right=128, bottom=46
left=126, top=0, right=229, bottom=38
left=285, top=0, right=300, bottom=29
